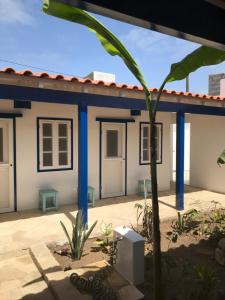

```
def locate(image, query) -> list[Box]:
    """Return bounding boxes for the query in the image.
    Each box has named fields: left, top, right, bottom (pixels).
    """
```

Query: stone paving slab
left=0, top=186, right=224, bottom=256
left=0, top=250, right=54, bottom=300
left=31, top=243, right=90, bottom=300
left=67, top=260, right=144, bottom=299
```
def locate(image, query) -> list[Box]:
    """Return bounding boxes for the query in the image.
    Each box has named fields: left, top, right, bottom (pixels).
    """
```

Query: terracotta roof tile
left=0, top=67, right=225, bottom=101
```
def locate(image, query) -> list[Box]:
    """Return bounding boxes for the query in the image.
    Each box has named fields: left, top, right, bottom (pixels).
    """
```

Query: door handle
left=10, top=164, right=13, bottom=167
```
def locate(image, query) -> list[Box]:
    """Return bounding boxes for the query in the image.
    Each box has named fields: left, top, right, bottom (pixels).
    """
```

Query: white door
left=0, top=120, right=14, bottom=213
left=102, top=123, right=125, bottom=198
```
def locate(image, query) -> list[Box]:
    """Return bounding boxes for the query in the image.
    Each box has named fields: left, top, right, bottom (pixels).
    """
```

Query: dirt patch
left=48, top=216, right=225, bottom=300
left=48, top=238, right=110, bottom=270
left=140, top=219, right=225, bottom=300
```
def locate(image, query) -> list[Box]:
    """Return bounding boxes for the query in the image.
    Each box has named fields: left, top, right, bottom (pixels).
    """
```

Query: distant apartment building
left=208, top=73, right=225, bottom=96
left=220, top=78, right=225, bottom=96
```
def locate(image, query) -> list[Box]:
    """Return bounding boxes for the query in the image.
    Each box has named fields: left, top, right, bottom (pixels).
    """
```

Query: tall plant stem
left=146, top=94, right=163, bottom=300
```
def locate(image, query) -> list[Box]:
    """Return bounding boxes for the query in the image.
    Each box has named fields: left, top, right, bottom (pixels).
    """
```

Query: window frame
left=139, top=122, right=163, bottom=165
left=37, top=117, right=73, bottom=172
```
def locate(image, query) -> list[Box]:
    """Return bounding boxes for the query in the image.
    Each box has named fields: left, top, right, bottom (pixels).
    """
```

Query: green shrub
left=60, top=210, right=97, bottom=260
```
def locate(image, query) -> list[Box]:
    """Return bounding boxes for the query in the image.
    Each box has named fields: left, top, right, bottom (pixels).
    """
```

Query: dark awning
left=57, top=0, right=225, bottom=50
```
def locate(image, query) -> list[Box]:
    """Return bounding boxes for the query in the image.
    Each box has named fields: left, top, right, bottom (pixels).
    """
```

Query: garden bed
left=48, top=238, right=110, bottom=270
left=48, top=205, right=225, bottom=300
left=141, top=221, right=225, bottom=300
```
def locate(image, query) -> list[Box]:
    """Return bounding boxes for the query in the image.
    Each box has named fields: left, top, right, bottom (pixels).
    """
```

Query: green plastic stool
left=39, top=189, right=58, bottom=212
left=88, top=186, right=95, bottom=207
left=138, top=179, right=151, bottom=199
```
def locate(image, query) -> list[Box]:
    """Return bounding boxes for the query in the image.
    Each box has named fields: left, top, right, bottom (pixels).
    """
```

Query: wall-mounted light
left=14, top=101, right=32, bottom=109
left=130, top=110, right=141, bottom=116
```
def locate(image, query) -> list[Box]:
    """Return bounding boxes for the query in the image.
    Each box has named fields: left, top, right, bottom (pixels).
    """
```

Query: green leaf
left=60, top=221, right=74, bottom=257
left=217, top=149, right=225, bottom=166
left=42, top=0, right=150, bottom=97
left=80, top=220, right=97, bottom=255
left=166, top=46, right=225, bottom=83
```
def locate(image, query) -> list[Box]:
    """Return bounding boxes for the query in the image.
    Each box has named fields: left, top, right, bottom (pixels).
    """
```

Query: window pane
left=43, top=123, right=52, bottom=137
left=143, top=149, right=149, bottom=161
left=143, top=138, right=148, bottom=149
left=43, top=138, right=52, bottom=151
left=59, top=138, right=67, bottom=151
left=143, top=126, right=149, bottom=138
left=59, top=152, right=68, bottom=165
left=59, top=124, right=67, bottom=137
left=0, top=128, right=3, bottom=162
left=43, top=153, right=53, bottom=167
left=107, top=130, right=118, bottom=157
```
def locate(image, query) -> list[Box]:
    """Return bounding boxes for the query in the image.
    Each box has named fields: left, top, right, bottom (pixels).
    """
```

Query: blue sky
left=0, top=0, right=224, bottom=94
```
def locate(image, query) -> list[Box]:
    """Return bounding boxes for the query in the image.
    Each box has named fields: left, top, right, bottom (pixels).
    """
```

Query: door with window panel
left=0, top=120, right=14, bottom=213
left=38, top=119, right=72, bottom=171
left=102, top=123, right=125, bottom=198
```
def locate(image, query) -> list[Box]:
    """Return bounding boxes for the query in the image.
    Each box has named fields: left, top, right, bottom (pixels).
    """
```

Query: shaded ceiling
left=57, top=0, right=225, bottom=50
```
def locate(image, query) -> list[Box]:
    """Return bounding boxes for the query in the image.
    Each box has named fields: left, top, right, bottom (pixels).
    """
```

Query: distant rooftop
left=1, top=67, right=225, bottom=101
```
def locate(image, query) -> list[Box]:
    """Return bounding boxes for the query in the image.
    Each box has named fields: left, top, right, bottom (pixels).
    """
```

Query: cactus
left=60, top=210, right=97, bottom=260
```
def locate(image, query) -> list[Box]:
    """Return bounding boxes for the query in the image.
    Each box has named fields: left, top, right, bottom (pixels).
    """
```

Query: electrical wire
left=0, top=58, right=77, bottom=77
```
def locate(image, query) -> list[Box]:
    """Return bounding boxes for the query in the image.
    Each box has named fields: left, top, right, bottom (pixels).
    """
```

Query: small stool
left=138, top=179, right=151, bottom=199
left=39, top=189, right=58, bottom=212
left=88, top=186, right=95, bottom=207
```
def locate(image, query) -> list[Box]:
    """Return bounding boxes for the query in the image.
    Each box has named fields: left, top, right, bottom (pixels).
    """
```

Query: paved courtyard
left=0, top=185, right=225, bottom=299
left=1, top=185, right=225, bottom=255
left=0, top=249, right=54, bottom=300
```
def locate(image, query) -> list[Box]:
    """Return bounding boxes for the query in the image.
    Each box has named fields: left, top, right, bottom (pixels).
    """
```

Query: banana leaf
left=42, top=0, right=150, bottom=97
left=165, top=46, right=225, bottom=83
left=217, top=149, right=225, bottom=166
left=60, top=220, right=74, bottom=257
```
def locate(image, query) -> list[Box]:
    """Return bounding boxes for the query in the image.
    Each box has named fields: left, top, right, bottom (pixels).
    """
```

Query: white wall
left=0, top=100, right=172, bottom=210
left=190, top=114, right=225, bottom=193
left=171, top=123, right=190, bottom=172
left=88, top=107, right=171, bottom=197
left=0, top=100, right=78, bottom=210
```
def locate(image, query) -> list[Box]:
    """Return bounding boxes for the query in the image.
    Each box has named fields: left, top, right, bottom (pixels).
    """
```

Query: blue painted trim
left=99, top=122, right=102, bottom=199
left=78, top=103, right=88, bottom=224
left=176, top=111, right=185, bottom=210
left=2, top=84, right=225, bottom=116
left=13, top=118, right=17, bottom=212
left=96, top=118, right=135, bottom=123
left=37, top=117, right=73, bottom=172
left=0, top=113, right=22, bottom=118
left=139, top=122, right=163, bottom=165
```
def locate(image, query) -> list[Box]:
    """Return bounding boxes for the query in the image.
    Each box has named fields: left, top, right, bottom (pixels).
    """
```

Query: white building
left=0, top=68, right=225, bottom=222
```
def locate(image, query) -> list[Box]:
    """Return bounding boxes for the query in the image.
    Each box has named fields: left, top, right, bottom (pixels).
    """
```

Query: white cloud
left=120, top=28, right=198, bottom=59
left=0, top=0, right=33, bottom=25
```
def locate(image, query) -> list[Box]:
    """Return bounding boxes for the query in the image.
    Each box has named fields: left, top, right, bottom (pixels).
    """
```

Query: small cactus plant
left=60, top=210, right=97, bottom=260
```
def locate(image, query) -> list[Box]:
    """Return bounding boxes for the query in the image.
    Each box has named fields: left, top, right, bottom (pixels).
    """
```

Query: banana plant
left=43, top=1, right=225, bottom=298
left=217, top=149, right=225, bottom=166
left=60, top=210, right=97, bottom=260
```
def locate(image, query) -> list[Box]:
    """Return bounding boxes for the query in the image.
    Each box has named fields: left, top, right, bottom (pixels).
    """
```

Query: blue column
left=78, top=103, right=88, bottom=224
left=176, top=111, right=185, bottom=210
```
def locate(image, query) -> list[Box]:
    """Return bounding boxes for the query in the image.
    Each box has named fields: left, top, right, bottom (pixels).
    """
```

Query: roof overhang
left=56, top=0, right=225, bottom=50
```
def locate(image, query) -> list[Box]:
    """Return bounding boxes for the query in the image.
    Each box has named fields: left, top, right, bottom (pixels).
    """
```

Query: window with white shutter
left=38, top=118, right=72, bottom=171
left=140, top=122, right=162, bottom=164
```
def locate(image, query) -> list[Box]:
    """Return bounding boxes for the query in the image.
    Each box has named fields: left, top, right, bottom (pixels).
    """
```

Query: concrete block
left=113, top=227, right=145, bottom=285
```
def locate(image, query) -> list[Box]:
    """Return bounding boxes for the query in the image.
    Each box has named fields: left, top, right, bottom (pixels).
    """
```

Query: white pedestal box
left=113, top=226, right=145, bottom=285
